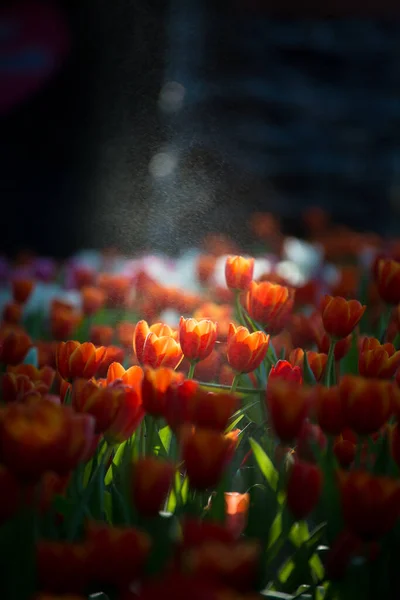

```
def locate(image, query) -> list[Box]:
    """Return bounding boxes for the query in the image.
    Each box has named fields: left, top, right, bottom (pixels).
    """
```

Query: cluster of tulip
left=2, top=220, right=400, bottom=600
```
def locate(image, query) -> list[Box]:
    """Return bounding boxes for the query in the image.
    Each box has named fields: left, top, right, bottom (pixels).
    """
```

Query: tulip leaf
left=303, top=352, right=316, bottom=385
left=339, top=331, right=359, bottom=376
left=206, top=472, right=228, bottom=523
left=250, top=437, right=279, bottom=492
left=22, top=346, right=38, bottom=367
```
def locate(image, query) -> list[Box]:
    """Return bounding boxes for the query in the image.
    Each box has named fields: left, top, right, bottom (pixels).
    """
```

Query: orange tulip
left=185, top=539, right=259, bottom=591
left=56, top=341, right=106, bottom=381
left=338, top=470, right=400, bottom=540
left=11, top=278, right=34, bottom=304
left=193, top=302, right=233, bottom=342
left=340, top=375, right=393, bottom=435
left=266, top=379, right=313, bottom=442
left=320, top=295, right=365, bottom=339
left=0, top=399, right=71, bottom=481
left=224, top=492, right=250, bottom=539
left=179, top=317, right=217, bottom=362
left=180, top=426, right=238, bottom=490
left=0, top=327, right=32, bottom=365
left=227, top=323, right=269, bottom=373
left=296, top=420, right=327, bottom=462
left=268, top=359, right=302, bottom=384
left=81, top=286, right=106, bottom=316
left=358, top=337, right=400, bottom=379
left=247, top=280, right=294, bottom=335
left=97, top=273, right=132, bottom=308
left=2, top=302, right=22, bottom=324
left=225, top=255, right=254, bottom=291
left=286, top=460, right=323, bottom=520
left=188, top=388, right=239, bottom=432
left=96, top=345, right=125, bottom=378
left=375, top=258, right=400, bottom=305
left=85, top=522, right=151, bottom=586
left=164, top=379, right=200, bottom=431
left=334, top=429, right=357, bottom=468
left=133, top=320, right=181, bottom=368
left=90, top=325, right=113, bottom=347
left=36, top=540, right=92, bottom=593
left=2, top=365, right=55, bottom=403
left=288, top=348, right=327, bottom=382
left=196, top=254, right=216, bottom=284
left=314, top=385, right=344, bottom=436
left=106, top=362, right=143, bottom=388
left=50, top=307, right=82, bottom=341
left=8, top=363, right=55, bottom=388
left=117, top=321, right=136, bottom=349
left=141, top=366, right=184, bottom=418
left=131, top=456, right=176, bottom=516
left=72, top=377, right=143, bottom=441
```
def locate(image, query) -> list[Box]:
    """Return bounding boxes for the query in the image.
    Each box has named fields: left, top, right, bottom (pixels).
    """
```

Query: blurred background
left=1, top=0, right=400, bottom=258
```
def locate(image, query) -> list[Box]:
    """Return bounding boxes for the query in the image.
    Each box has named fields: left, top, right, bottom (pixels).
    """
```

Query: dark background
left=2, top=1, right=400, bottom=258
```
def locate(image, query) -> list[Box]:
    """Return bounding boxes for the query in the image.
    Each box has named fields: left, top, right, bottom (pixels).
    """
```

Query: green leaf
left=158, top=425, right=172, bottom=455
left=206, top=473, right=228, bottom=523
left=250, top=437, right=279, bottom=492
left=340, top=330, right=359, bottom=376
left=303, top=352, right=316, bottom=385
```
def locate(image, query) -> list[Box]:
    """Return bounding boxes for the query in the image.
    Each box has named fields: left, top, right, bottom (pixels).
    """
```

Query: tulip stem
left=379, top=305, right=392, bottom=344
left=324, top=339, right=336, bottom=387
left=235, top=290, right=245, bottom=326
left=230, top=373, right=241, bottom=393
left=187, top=362, right=196, bottom=379
left=198, top=381, right=265, bottom=394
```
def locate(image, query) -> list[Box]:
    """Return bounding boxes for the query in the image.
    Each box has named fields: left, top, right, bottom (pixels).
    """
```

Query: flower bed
left=1, top=216, right=400, bottom=599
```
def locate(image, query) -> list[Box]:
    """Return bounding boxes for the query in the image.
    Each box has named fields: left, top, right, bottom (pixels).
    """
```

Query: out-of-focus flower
left=268, top=359, right=302, bottom=384
left=320, top=295, right=365, bottom=339
left=296, top=420, right=327, bottom=462
left=56, top=341, right=106, bottom=381
left=179, top=317, right=217, bottom=362
left=50, top=305, right=82, bottom=341
left=89, top=325, right=113, bottom=347
left=227, top=323, right=269, bottom=373
left=247, top=281, right=294, bottom=336
left=225, top=256, right=254, bottom=291
left=184, top=539, right=260, bottom=591
left=97, top=273, right=132, bottom=308
left=266, top=379, right=313, bottom=442
left=2, top=364, right=55, bottom=402
left=338, top=470, right=400, bottom=540
left=131, top=456, right=175, bottom=516
left=196, top=254, right=217, bottom=285
left=141, top=366, right=184, bottom=418
left=286, top=460, right=323, bottom=520
left=375, top=258, right=400, bottom=305
left=81, top=286, right=106, bottom=316
left=358, top=337, right=400, bottom=379
left=85, top=522, right=151, bottom=587
left=36, top=540, right=92, bottom=593
left=314, top=385, right=344, bottom=436
left=0, top=399, right=91, bottom=481
left=117, top=322, right=137, bottom=349
left=2, top=302, right=22, bottom=325
left=334, top=429, right=357, bottom=468
left=287, top=313, right=316, bottom=349
left=340, top=375, right=393, bottom=435
left=0, top=327, right=32, bottom=365
left=288, top=348, right=327, bottom=382
left=11, top=278, right=34, bottom=304
left=180, top=426, right=238, bottom=490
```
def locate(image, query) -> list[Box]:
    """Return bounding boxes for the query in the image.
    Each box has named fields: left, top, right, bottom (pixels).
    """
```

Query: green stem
left=324, top=339, right=336, bottom=387
left=230, top=373, right=241, bottom=393
left=379, top=305, right=392, bottom=344
left=235, top=290, right=245, bottom=325
left=198, top=381, right=264, bottom=394
left=187, top=361, right=196, bottom=379
left=145, top=415, right=157, bottom=455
